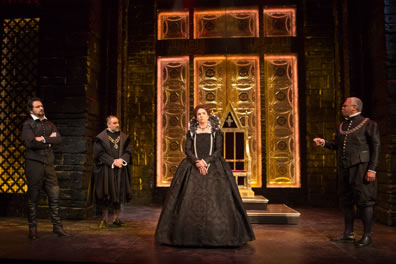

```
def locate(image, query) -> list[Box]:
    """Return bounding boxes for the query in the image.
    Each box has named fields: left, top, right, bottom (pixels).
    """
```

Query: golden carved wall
left=194, top=55, right=262, bottom=188
left=156, top=55, right=299, bottom=189
left=157, top=11, right=189, bottom=40
left=194, top=8, right=259, bottom=39
left=156, top=57, right=189, bottom=187
left=264, top=55, right=300, bottom=188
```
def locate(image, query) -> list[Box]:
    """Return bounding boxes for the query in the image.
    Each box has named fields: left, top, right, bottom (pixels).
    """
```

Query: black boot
left=47, top=186, right=70, bottom=237
left=27, top=200, right=38, bottom=240
left=355, top=206, right=373, bottom=248
left=28, top=225, right=38, bottom=240
left=53, top=225, right=70, bottom=237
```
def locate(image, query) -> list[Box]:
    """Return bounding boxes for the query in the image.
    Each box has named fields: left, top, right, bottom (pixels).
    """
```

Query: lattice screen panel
left=0, top=18, right=40, bottom=193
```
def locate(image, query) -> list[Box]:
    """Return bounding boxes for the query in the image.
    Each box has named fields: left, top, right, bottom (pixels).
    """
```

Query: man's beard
left=36, top=111, right=45, bottom=117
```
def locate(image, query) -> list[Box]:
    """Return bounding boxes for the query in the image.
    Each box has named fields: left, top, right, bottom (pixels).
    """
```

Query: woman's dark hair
left=192, top=104, right=210, bottom=118
left=27, top=97, right=42, bottom=113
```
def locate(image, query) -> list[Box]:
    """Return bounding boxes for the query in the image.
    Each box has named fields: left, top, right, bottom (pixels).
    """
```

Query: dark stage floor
left=0, top=205, right=395, bottom=264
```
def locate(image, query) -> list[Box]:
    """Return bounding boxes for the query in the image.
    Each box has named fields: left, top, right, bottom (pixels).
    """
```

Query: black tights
left=343, top=206, right=373, bottom=237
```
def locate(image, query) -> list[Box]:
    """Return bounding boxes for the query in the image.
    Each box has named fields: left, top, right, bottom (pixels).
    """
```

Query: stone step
left=247, top=204, right=301, bottom=225
left=242, top=195, right=269, bottom=210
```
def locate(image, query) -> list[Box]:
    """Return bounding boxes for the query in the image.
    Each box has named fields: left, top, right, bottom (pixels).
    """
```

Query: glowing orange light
left=157, top=57, right=189, bottom=187
left=265, top=55, right=300, bottom=188
left=194, top=8, right=259, bottom=39
left=263, top=8, right=296, bottom=37
left=193, top=55, right=262, bottom=188
left=158, top=11, right=189, bottom=40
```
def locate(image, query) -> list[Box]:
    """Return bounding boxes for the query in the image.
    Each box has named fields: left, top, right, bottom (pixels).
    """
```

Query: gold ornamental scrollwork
left=157, top=57, right=189, bottom=187
left=194, top=55, right=261, bottom=188
left=264, top=55, right=300, bottom=188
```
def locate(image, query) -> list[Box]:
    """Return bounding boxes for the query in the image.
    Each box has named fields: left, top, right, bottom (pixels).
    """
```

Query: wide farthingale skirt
left=155, top=157, right=255, bottom=247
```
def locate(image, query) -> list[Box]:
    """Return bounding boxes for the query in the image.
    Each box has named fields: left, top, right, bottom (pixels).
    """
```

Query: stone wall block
left=385, top=34, right=396, bottom=51
left=385, top=23, right=396, bottom=33
left=39, top=58, right=67, bottom=76
left=59, top=189, right=86, bottom=201
left=66, top=57, right=88, bottom=85
left=385, top=6, right=396, bottom=15
left=58, top=137, right=87, bottom=153
left=62, top=154, right=88, bottom=165
left=58, top=125, right=86, bottom=137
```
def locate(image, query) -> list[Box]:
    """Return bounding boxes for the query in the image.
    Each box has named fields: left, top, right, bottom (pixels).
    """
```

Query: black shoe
left=355, top=236, right=372, bottom=248
left=53, top=225, right=70, bottom=237
left=28, top=226, right=38, bottom=240
left=331, top=233, right=355, bottom=243
left=112, top=218, right=125, bottom=227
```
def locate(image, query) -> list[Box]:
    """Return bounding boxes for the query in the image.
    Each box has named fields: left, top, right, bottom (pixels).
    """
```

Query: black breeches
left=26, top=159, right=61, bottom=226
left=339, top=164, right=377, bottom=207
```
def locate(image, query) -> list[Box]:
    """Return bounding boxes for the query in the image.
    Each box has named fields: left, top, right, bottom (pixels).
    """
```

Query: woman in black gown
left=155, top=105, right=255, bottom=247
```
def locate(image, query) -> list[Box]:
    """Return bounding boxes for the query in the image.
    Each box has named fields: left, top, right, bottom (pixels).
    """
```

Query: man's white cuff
left=112, top=159, right=128, bottom=169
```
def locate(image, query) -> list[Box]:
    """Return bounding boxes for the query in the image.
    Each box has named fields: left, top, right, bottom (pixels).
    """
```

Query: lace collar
left=189, top=115, right=220, bottom=137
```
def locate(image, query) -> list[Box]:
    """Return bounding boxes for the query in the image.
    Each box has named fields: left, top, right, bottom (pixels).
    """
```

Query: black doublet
left=21, top=116, right=63, bottom=229
left=324, top=114, right=381, bottom=207
left=22, top=118, right=62, bottom=165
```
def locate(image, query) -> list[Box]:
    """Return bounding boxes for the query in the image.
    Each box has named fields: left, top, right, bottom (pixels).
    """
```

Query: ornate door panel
left=194, top=56, right=262, bottom=188
left=264, top=55, right=300, bottom=188
left=193, top=56, right=227, bottom=115
left=156, top=57, right=189, bottom=187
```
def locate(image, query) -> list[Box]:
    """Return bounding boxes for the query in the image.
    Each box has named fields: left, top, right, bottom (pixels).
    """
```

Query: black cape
left=155, top=130, right=255, bottom=247
left=88, top=129, right=132, bottom=205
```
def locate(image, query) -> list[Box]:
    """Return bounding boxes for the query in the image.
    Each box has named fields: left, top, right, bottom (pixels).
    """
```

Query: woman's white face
left=197, top=108, right=209, bottom=124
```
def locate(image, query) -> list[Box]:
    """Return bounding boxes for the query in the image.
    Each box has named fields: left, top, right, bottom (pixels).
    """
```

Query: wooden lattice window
left=0, top=18, right=40, bottom=193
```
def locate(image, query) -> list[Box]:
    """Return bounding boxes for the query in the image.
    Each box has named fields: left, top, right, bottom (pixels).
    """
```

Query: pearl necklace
left=199, top=124, right=208, bottom=130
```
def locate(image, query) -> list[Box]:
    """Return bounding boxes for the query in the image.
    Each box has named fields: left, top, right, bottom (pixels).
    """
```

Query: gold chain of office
left=108, top=136, right=120, bottom=149
left=338, top=118, right=369, bottom=135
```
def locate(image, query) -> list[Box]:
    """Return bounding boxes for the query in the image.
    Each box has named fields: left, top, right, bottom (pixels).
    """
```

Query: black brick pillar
left=304, top=0, right=342, bottom=207
left=376, top=0, right=396, bottom=226
left=124, top=0, right=157, bottom=204
left=38, top=0, right=106, bottom=219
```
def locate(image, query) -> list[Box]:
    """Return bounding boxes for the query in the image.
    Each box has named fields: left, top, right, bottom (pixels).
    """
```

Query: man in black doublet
left=91, top=115, right=132, bottom=228
left=314, top=97, right=380, bottom=248
left=22, top=97, right=69, bottom=239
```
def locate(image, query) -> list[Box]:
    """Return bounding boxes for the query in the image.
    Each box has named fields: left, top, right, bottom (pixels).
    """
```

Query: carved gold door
left=194, top=55, right=262, bottom=188
left=157, top=55, right=300, bottom=189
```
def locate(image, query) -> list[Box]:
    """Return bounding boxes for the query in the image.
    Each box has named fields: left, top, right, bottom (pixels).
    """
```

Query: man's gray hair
left=106, top=115, right=118, bottom=124
left=349, top=97, right=363, bottom=112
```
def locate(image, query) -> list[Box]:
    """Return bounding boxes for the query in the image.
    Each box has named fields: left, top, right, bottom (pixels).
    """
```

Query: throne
left=219, top=104, right=255, bottom=198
